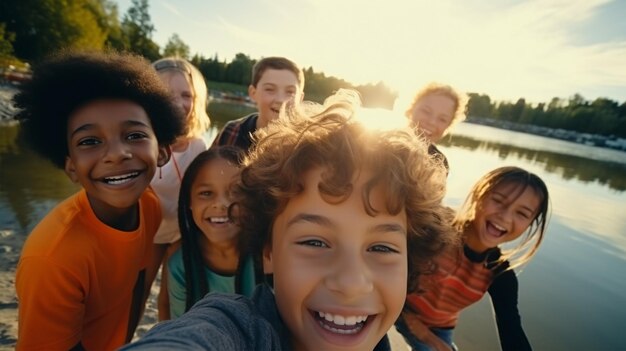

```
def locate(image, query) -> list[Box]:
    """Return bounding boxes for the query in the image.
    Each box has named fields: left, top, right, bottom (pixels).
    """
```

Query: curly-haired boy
left=13, top=51, right=185, bottom=350
left=123, top=90, right=456, bottom=351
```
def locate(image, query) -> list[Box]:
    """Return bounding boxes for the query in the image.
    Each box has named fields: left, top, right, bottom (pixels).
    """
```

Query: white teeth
left=103, top=172, right=138, bottom=184
left=493, top=223, right=506, bottom=231
left=210, top=217, right=228, bottom=223
left=317, top=311, right=368, bottom=326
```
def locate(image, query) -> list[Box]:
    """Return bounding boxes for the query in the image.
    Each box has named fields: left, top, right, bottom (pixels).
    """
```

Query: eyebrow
left=286, top=213, right=334, bottom=229
left=286, top=213, right=406, bottom=235
left=70, top=120, right=151, bottom=138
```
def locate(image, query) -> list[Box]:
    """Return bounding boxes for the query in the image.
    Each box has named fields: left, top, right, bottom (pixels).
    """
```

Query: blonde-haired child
left=405, top=82, right=468, bottom=172
left=149, top=57, right=211, bottom=320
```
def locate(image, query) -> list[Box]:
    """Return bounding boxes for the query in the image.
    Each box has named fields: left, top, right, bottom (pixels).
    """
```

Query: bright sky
left=115, top=0, right=626, bottom=106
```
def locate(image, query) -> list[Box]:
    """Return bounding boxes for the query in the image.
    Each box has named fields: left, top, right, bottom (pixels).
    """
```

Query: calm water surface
left=1, top=103, right=625, bottom=350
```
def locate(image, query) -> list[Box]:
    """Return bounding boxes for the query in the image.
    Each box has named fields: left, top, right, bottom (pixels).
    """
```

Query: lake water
left=1, top=102, right=625, bottom=350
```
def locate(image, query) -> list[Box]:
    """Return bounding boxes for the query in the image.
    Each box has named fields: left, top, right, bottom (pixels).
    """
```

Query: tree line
left=0, top=0, right=396, bottom=108
left=467, top=93, right=626, bottom=138
left=1, top=0, right=624, bottom=133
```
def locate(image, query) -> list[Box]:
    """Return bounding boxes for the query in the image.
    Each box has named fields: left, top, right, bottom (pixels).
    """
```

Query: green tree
left=193, top=54, right=227, bottom=82
left=163, top=33, right=190, bottom=59
left=467, top=93, right=493, bottom=118
left=0, top=23, right=17, bottom=66
left=122, top=0, right=160, bottom=61
left=225, top=53, right=254, bottom=86
left=101, top=0, right=128, bottom=51
left=1, top=0, right=110, bottom=62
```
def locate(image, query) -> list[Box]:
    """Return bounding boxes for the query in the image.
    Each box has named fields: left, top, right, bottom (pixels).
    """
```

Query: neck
left=199, top=236, right=240, bottom=273
left=88, top=196, right=139, bottom=231
left=255, top=115, right=268, bottom=130
left=463, top=226, right=491, bottom=253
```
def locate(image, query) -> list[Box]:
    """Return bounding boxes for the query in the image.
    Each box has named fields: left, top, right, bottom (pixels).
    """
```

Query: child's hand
left=402, top=312, right=452, bottom=351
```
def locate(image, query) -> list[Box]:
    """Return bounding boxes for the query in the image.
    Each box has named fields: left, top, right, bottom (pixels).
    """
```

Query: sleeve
left=167, top=251, right=188, bottom=319
left=211, top=123, right=229, bottom=147
left=119, top=294, right=280, bottom=350
left=488, top=269, right=532, bottom=351
left=15, top=256, right=86, bottom=350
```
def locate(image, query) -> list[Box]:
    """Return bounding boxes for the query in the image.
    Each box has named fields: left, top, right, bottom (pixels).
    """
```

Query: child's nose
left=325, top=251, right=373, bottom=297
left=274, top=91, right=292, bottom=103
left=103, top=140, right=132, bottom=163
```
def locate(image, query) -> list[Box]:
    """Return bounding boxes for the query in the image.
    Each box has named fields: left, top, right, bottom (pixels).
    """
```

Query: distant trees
left=163, top=34, right=190, bottom=59
left=1, top=0, right=111, bottom=62
left=467, top=92, right=626, bottom=138
left=5, top=0, right=620, bottom=130
left=190, top=54, right=397, bottom=108
left=121, top=0, right=159, bottom=61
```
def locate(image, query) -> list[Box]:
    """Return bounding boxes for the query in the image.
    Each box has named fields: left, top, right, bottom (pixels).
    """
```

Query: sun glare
left=356, top=107, right=409, bottom=132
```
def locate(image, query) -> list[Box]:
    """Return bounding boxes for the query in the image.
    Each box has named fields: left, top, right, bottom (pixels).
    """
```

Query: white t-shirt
left=151, top=137, right=207, bottom=244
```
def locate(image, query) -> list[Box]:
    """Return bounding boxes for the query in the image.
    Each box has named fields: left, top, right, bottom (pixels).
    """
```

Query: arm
left=167, top=250, right=188, bottom=319
left=120, top=293, right=280, bottom=350
left=488, top=269, right=532, bottom=351
left=15, top=257, right=86, bottom=350
left=401, top=311, right=453, bottom=351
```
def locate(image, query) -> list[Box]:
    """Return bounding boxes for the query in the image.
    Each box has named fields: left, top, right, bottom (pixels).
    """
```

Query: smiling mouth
left=102, top=172, right=139, bottom=185
left=209, top=216, right=230, bottom=224
left=487, top=221, right=507, bottom=237
left=313, top=311, right=370, bottom=335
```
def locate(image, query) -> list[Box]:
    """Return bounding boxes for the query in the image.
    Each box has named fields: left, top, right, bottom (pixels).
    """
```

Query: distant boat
left=1, top=69, right=31, bottom=85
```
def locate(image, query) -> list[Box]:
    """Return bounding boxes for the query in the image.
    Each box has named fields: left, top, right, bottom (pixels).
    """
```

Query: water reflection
left=440, top=133, right=626, bottom=192
left=0, top=124, right=80, bottom=231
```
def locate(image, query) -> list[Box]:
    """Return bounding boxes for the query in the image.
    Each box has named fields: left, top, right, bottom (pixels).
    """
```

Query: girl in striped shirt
left=396, top=166, right=550, bottom=351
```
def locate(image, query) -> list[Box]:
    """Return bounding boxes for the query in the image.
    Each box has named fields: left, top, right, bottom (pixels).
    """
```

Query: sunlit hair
left=455, top=166, right=550, bottom=272
left=13, top=50, right=185, bottom=169
left=405, top=82, right=468, bottom=137
left=153, top=57, right=211, bottom=139
left=237, top=89, right=457, bottom=293
left=251, top=56, right=304, bottom=89
left=177, top=146, right=256, bottom=311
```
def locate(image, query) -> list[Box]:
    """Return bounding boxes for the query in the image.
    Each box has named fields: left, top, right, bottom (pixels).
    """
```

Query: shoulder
left=140, top=187, right=161, bottom=218
left=167, top=248, right=184, bottom=273
left=489, top=267, right=518, bottom=295
left=189, top=137, right=208, bottom=151
left=20, top=191, right=89, bottom=258
left=123, top=290, right=281, bottom=350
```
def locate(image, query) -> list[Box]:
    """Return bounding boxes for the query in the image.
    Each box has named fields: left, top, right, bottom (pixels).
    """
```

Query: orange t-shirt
left=15, top=188, right=160, bottom=350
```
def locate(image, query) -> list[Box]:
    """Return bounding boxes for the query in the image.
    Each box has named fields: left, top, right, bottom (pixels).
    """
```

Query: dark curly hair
left=13, top=50, right=186, bottom=168
left=237, top=90, right=458, bottom=293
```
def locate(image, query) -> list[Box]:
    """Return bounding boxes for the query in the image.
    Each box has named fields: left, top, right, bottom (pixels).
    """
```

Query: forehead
left=158, top=70, right=191, bottom=87
left=194, top=158, right=239, bottom=182
left=415, top=94, right=456, bottom=112
left=490, top=181, right=541, bottom=209
left=257, top=68, right=301, bottom=87
left=67, top=99, right=151, bottom=132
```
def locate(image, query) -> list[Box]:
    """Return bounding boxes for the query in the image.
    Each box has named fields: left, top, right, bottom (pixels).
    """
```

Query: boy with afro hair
left=13, top=50, right=185, bottom=350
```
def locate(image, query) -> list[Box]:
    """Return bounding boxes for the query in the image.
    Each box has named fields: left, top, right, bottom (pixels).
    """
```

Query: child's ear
left=262, top=245, right=274, bottom=274
left=248, top=85, right=257, bottom=102
left=64, top=156, right=79, bottom=183
left=157, top=146, right=172, bottom=167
